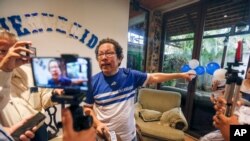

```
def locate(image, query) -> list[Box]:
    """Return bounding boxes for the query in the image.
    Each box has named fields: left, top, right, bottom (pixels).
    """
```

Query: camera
left=31, top=54, right=93, bottom=131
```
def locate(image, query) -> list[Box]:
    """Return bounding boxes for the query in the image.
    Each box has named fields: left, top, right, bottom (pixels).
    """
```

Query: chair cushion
left=138, top=88, right=181, bottom=113
left=136, top=117, right=185, bottom=140
left=139, top=109, right=162, bottom=122
left=160, top=107, right=188, bottom=130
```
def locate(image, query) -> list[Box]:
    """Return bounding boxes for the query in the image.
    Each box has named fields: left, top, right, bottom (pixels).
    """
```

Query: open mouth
left=101, top=63, right=111, bottom=67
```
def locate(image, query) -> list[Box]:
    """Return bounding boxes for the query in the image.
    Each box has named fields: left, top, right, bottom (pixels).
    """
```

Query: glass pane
left=204, top=28, right=231, bottom=36
left=127, top=8, right=148, bottom=71
left=197, top=37, right=225, bottom=92
left=226, top=34, right=250, bottom=78
left=162, top=40, right=193, bottom=88
left=170, top=33, right=194, bottom=40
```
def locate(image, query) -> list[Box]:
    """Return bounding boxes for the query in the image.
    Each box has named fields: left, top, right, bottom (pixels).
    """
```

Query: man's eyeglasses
left=97, top=52, right=116, bottom=58
left=0, top=49, right=8, bottom=57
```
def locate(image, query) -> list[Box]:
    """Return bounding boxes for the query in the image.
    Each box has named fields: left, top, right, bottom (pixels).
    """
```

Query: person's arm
left=33, top=88, right=54, bottom=110
left=0, top=70, right=12, bottom=92
left=0, top=41, right=32, bottom=72
left=62, top=108, right=96, bottom=141
left=147, top=72, right=194, bottom=84
left=83, top=106, right=109, bottom=137
left=0, top=70, right=12, bottom=109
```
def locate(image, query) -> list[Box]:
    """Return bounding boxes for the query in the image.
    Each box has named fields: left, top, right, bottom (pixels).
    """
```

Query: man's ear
left=120, top=54, right=124, bottom=60
left=119, top=55, right=123, bottom=63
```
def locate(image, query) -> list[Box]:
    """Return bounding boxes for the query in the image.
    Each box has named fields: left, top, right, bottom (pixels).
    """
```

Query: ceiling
left=138, top=0, right=176, bottom=10
left=129, top=0, right=198, bottom=27
left=132, top=0, right=199, bottom=11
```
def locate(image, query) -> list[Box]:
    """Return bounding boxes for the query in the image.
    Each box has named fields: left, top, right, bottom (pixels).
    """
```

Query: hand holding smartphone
left=11, top=112, right=46, bottom=141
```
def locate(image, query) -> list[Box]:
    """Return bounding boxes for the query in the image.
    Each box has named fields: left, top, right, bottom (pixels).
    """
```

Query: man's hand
left=62, top=108, right=96, bottom=141
left=0, top=41, right=33, bottom=72
left=182, top=71, right=196, bottom=81
left=96, top=122, right=109, bottom=139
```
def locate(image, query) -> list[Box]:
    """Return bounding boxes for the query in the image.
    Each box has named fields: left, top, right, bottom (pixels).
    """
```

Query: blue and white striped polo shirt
left=85, top=68, right=148, bottom=141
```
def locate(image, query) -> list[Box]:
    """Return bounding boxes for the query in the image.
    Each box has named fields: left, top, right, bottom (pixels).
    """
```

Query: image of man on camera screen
left=32, top=58, right=88, bottom=89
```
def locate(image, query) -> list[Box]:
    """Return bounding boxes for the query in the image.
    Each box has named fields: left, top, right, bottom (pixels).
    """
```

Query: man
left=47, top=59, right=85, bottom=87
left=84, top=38, right=194, bottom=141
left=0, top=28, right=56, bottom=141
left=47, top=59, right=72, bottom=87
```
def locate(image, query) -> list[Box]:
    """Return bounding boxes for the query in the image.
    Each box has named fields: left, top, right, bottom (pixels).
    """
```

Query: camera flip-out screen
left=31, top=57, right=91, bottom=91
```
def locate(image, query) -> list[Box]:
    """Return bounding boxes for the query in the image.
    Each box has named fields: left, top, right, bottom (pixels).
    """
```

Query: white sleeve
left=0, top=70, right=12, bottom=97
left=142, top=73, right=150, bottom=87
left=235, top=106, right=250, bottom=125
left=0, top=70, right=12, bottom=109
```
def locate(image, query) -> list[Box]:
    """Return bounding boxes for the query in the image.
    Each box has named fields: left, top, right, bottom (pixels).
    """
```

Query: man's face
left=49, top=61, right=61, bottom=80
left=0, top=38, right=14, bottom=61
left=97, top=43, right=121, bottom=76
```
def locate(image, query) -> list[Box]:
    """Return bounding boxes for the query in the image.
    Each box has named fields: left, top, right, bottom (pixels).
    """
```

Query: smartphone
left=29, top=47, right=36, bottom=57
left=11, top=112, right=46, bottom=141
left=24, top=44, right=36, bottom=57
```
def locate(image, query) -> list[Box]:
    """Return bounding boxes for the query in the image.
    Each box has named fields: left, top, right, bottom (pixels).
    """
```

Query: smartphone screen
left=31, top=57, right=91, bottom=91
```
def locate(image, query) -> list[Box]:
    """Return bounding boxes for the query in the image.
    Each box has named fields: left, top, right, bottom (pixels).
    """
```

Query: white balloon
left=212, top=69, right=227, bottom=87
left=188, top=59, right=199, bottom=69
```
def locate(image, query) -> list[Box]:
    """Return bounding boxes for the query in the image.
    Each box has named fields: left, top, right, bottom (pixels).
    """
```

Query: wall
left=0, top=0, right=129, bottom=75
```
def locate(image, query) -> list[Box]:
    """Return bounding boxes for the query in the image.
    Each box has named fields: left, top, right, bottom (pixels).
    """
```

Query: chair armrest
left=134, top=102, right=143, bottom=120
left=173, top=110, right=188, bottom=131
left=160, top=107, right=188, bottom=131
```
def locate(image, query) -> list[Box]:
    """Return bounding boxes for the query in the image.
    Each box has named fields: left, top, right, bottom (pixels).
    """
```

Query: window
left=127, top=5, right=149, bottom=71
left=160, top=0, right=250, bottom=137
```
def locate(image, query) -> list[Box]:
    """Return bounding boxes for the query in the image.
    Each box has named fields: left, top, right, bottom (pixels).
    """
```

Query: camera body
left=31, top=54, right=93, bottom=131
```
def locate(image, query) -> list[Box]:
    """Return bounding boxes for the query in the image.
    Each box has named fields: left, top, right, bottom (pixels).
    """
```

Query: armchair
left=135, top=88, right=188, bottom=141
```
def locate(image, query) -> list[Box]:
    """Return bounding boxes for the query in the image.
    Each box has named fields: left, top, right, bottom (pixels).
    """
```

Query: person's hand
left=210, top=90, right=225, bottom=104
left=96, top=122, right=109, bottom=139
left=0, top=41, right=33, bottom=72
left=83, top=107, right=109, bottom=139
left=52, top=89, right=64, bottom=95
left=5, top=115, right=37, bottom=141
left=214, top=96, right=227, bottom=114
left=213, top=114, right=239, bottom=141
left=182, top=72, right=196, bottom=81
left=211, top=80, right=220, bottom=91
left=214, top=94, right=243, bottom=114
left=62, top=108, right=96, bottom=141
left=213, top=96, right=241, bottom=141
